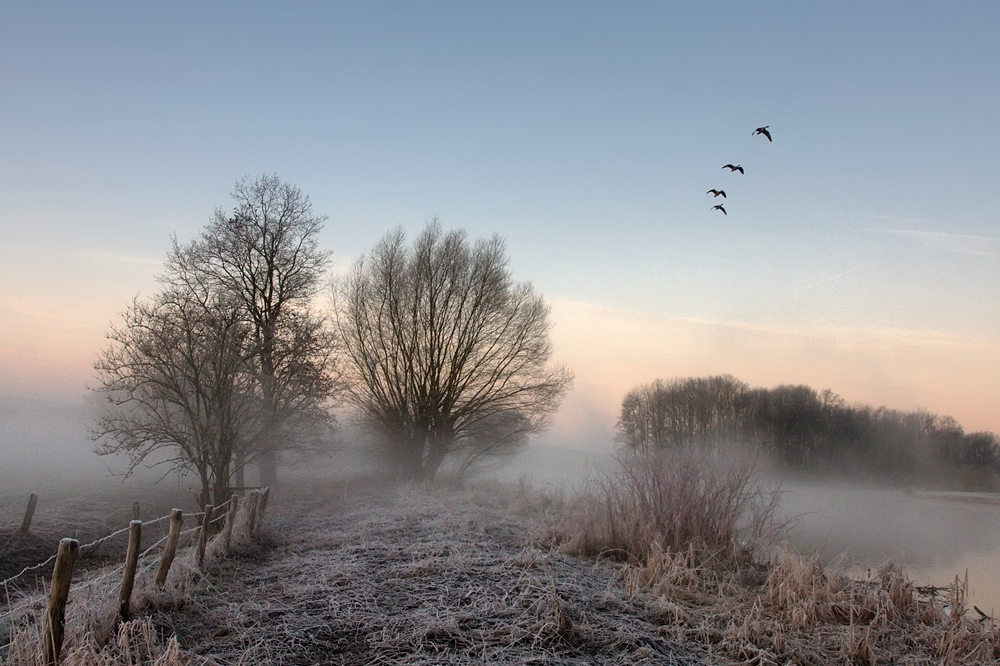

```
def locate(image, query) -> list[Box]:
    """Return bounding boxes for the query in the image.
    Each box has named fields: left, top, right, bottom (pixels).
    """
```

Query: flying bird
left=752, top=126, right=772, bottom=142
left=722, top=164, right=744, bottom=174
left=712, top=204, right=727, bottom=215
left=707, top=189, right=727, bottom=198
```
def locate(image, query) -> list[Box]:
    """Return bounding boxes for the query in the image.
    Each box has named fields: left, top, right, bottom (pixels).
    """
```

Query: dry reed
left=519, top=451, right=1000, bottom=665
left=5, top=470, right=999, bottom=665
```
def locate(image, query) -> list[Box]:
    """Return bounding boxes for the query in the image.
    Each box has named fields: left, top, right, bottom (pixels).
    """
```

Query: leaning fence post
left=43, top=538, right=79, bottom=666
left=20, top=492, right=38, bottom=535
left=246, top=492, right=260, bottom=538
left=223, top=495, right=240, bottom=550
left=117, top=520, right=141, bottom=623
left=197, top=504, right=214, bottom=567
left=155, top=509, right=183, bottom=588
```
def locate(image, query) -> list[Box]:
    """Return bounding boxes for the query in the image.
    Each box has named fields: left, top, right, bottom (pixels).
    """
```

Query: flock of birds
left=708, top=125, right=772, bottom=215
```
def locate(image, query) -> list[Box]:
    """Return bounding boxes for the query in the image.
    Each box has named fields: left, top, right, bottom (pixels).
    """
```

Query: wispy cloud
left=885, top=229, right=1000, bottom=256
left=797, top=264, right=870, bottom=292
left=550, top=299, right=998, bottom=350
left=70, top=250, right=163, bottom=266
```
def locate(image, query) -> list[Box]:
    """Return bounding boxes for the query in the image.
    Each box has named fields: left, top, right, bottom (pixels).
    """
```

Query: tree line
left=618, top=375, right=1000, bottom=489
left=91, top=176, right=572, bottom=506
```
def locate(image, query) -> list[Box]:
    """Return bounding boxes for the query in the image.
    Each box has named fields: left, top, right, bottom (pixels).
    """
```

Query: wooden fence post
left=197, top=504, right=214, bottom=567
left=42, top=538, right=79, bottom=666
left=117, top=520, right=141, bottom=623
left=223, top=495, right=240, bottom=550
left=155, top=509, right=183, bottom=588
left=259, top=487, right=270, bottom=516
left=20, top=492, right=38, bottom=535
left=246, top=492, right=260, bottom=538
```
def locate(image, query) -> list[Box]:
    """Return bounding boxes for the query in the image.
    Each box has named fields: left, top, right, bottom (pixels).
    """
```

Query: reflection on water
left=780, top=483, right=1000, bottom=615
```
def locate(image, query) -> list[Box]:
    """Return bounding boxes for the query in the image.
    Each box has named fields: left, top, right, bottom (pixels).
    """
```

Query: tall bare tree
left=191, top=175, right=336, bottom=486
left=333, top=222, right=572, bottom=480
left=92, top=279, right=258, bottom=508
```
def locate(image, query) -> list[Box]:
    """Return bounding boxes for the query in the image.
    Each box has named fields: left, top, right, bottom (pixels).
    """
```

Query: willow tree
left=333, top=222, right=572, bottom=480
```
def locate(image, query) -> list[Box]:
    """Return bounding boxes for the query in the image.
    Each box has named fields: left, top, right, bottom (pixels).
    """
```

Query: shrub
left=552, top=449, right=782, bottom=568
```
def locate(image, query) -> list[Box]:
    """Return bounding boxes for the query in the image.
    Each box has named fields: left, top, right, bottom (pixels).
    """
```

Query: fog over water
left=779, top=482, right=1000, bottom=614
left=498, top=444, right=1000, bottom=614
left=5, top=399, right=1000, bottom=615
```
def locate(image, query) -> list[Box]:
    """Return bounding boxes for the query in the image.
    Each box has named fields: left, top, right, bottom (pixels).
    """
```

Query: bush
left=552, top=450, right=782, bottom=567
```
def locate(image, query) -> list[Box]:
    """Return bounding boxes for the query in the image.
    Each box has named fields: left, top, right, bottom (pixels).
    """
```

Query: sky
left=1, top=2, right=998, bottom=452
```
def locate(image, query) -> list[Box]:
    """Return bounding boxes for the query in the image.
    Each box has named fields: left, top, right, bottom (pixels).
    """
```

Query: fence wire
left=1, top=491, right=262, bottom=662
left=2, top=496, right=236, bottom=591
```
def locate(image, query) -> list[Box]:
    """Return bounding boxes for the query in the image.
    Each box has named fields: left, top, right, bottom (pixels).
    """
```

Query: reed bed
left=519, top=450, right=1000, bottom=665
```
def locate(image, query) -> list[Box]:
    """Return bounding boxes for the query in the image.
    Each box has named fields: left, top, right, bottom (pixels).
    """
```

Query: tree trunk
left=424, top=437, right=449, bottom=481
left=234, top=447, right=246, bottom=489
left=212, top=477, right=232, bottom=508
left=258, top=450, right=278, bottom=487
left=199, top=467, right=211, bottom=511
left=259, top=323, right=279, bottom=487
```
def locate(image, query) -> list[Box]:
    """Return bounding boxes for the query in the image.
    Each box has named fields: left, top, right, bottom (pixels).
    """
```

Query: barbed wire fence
left=0, top=488, right=270, bottom=664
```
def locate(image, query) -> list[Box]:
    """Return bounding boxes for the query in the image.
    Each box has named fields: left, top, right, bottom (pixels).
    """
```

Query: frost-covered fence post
left=197, top=504, right=213, bottom=566
left=223, top=495, right=240, bottom=550
left=117, top=520, right=141, bottom=622
left=259, top=487, right=270, bottom=516
left=20, top=492, right=38, bottom=535
left=43, top=538, right=79, bottom=666
left=246, top=492, right=260, bottom=538
left=155, top=509, right=183, bottom=587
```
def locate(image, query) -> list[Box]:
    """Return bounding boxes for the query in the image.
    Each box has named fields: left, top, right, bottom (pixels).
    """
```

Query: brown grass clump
left=524, top=450, right=1000, bottom=665
left=545, top=449, right=783, bottom=569
left=3, top=618, right=195, bottom=666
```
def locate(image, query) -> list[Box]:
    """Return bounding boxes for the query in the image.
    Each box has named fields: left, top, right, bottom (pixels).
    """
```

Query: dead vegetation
left=4, top=463, right=1000, bottom=665
left=525, top=450, right=1000, bottom=665
left=5, top=618, right=191, bottom=666
left=137, top=479, right=700, bottom=665
left=1, top=494, right=265, bottom=665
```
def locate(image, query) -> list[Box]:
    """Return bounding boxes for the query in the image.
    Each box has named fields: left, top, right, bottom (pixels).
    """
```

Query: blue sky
left=2, top=2, right=998, bottom=446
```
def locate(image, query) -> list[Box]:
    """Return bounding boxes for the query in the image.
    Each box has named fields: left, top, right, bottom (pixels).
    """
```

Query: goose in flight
left=707, top=189, right=727, bottom=198
left=712, top=204, right=727, bottom=215
left=752, top=126, right=772, bottom=142
left=722, top=164, right=744, bottom=174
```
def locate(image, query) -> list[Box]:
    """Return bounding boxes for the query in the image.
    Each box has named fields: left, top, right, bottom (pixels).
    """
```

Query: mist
left=1, top=396, right=109, bottom=490
left=487, top=439, right=1000, bottom=612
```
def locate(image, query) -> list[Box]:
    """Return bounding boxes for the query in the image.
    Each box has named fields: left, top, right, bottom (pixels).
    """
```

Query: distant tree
left=961, top=432, right=1000, bottom=470
left=617, top=375, right=748, bottom=452
left=92, top=279, right=257, bottom=509
left=187, top=175, right=337, bottom=486
left=750, top=385, right=825, bottom=466
left=333, top=222, right=572, bottom=480
left=618, top=381, right=665, bottom=453
left=620, top=374, right=1000, bottom=488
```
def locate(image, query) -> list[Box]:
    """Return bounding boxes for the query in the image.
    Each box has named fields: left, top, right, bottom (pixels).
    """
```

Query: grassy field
left=3, top=458, right=999, bottom=665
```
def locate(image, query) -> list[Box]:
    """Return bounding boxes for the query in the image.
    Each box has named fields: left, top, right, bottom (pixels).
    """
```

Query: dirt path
left=163, top=480, right=705, bottom=665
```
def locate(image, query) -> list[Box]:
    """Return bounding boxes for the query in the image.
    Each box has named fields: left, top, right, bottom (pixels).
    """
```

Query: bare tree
left=190, top=175, right=336, bottom=486
left=333, top=222, right=572, bottom=480
left=618, top=376, right=750, bottom=453
left=92, top=280, right=258, bottom=509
